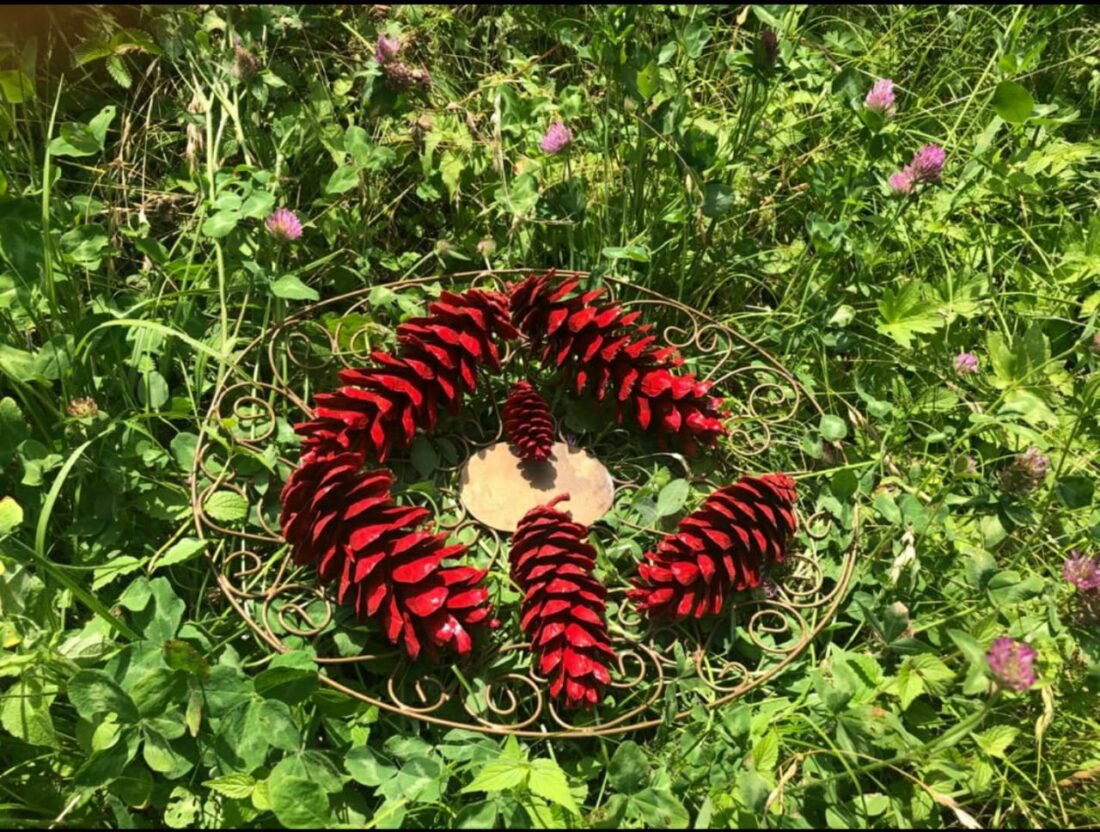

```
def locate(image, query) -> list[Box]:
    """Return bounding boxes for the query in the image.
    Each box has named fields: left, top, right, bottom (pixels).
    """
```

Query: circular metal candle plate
left=193, top=269, right=860, bottom=738
left=458, top=441, right=615, bottom=532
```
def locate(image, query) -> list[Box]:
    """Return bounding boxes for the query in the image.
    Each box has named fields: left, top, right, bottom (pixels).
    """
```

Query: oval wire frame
left=191, top=269, right=859, bottom=738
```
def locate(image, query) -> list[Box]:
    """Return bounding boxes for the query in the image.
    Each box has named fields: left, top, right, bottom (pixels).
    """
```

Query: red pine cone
left=509, top=495, right=614, bottom=710
left=509, top=271, right=726, bottom=453
left=628, top=474, right=797, bottom=620
left=503, top=380, right=555, bottom=461
left=279, top=452, right=495, bottom=659
left=295, top=288, right=518, bottom=461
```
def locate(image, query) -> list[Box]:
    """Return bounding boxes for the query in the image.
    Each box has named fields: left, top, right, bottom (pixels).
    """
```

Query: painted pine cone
left=295, top=288, right=518, bottom=461
left=509, top=495, right=614, bottom=710
left=509, top=271, right=726, bottom=452
left=503, top=380, right=555, bottom=461
left=279, top=453, right=495, bottom=659
left=628, top=474, right=797, bottom=619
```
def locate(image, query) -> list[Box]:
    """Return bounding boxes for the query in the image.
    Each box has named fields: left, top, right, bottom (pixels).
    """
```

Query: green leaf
left=269, top=776, right=330, bottom=828
left=1056, top=476, right=1094, bottom=509
left=528, top=758, right=580, bottom=815
left=975, top=725, right=1019, bottom=758
left=344, top=125, right=371, bottom=166
left=656, top=479, right=690, bottom=517
left=463, top=758, right=529, bottom=793
left=876, top=281, right=943, bottom=349
left=201, top=209, right=240, bottom=238
left=255, top=650, right=317, bottom=705
left=1, top=677, right=57, bottom=747
left=819, top=414, right=848, bottom=441
left=608, top=741, right=648, bottom=792
left=203, top=491, right=249, bottom=523
left=752, top=728, right=779, bottom=773
left=410, top=436, right=438, bottom=479
left=203, top=773, right=256, bottom=800
left=601, top=244, right=650, bottom=263
left=0, top=496, right=23, bottom=536
left=0, top=70, right=35, bottom=103
left=992, top=80, right=1035, bottom=123
left=0, top=398, right=30, bottom=458
left=635, top=60, right=659, bottom=101
left=325, top=165, right=359, bottom=196
left=270, top=275, right=320, bottom=301
left=67, top=670, right=139, bottom=723
left=164, top=640, right=210, bottom=678
left=48, top=105, right=117, bottom=157
left=346, top=745, right=398, bottom=787
left=158, top=537, right=206, bottom=568
left=131, top=668, right=184, bottom=718
left=631, top=786, right=691, bottom=828
left=702, top=182, right=734, bottom=219
left=682, top=19, right=712, bottom=59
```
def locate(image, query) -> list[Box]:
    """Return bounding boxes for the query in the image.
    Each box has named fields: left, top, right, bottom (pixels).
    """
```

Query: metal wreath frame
left=190, top=268, right=859, bottom=739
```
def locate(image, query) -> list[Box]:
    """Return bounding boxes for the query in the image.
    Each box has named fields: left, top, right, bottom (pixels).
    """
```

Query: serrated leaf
left=106, top=55, right=132, bottom=88
left=876, top=281, right=943, bottom=349
left=528, top=759, right=579, bottom=815
left=203, top=773, right=256, bottom=799
left=752, top=729, right=779, bottom=773
left=975, top=725, right=1019, bottom=758
left=463, top=759, right=529, bottom=793
left=203, top=491, right=249, bottom=523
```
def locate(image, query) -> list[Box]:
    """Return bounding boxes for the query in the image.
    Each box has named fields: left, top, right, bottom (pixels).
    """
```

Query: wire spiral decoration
left=191, top=269, right=859, bottom=738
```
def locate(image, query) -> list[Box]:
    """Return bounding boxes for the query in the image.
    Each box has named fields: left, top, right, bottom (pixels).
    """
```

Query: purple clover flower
left=909, top=144, right=946, bottom=183
left=889, top=167, right=914, bottom=196
left=986, top=636, right=1037, bottom=692
left=1063, top=551, right=1100, bottom=591
left=374, top=34, right=401, bottom=65
left=540, top=122, right=573, bottom=154
left=865, top=79, right=896, bottom=115
left=266, top=208, right=303, bottom=243
left=954, top=352, right=980, bottom=375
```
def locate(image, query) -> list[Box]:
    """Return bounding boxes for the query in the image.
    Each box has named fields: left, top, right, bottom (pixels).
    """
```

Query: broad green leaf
left=876, top=281, right=943, bottom=349
left=203, top=491, right=249, bottom=523
left=203, top=773, right=256, bottom=799
left=975, top=725, right=1019, bottom=758
left=67, top=670, right=139, bottom=723
left=0, top=70, right=34, bottom=103
left=270, top=275, right=320, bottom=301
left=269, top=776, right=330, bottom=828
left=819, top=414, right=848, bottom=441
left=0, top=677, right=57, bottom=747
left=325, top=165, right=359, bottom=196
left=158, top=537, right=206, bottom=568
left=346, top=745, right=398, bottom=787
left=992, top=80, right=1035, bottom=123
left=463, top=758, right=529, bottom=793
left=656, top=479, right=690, bottom=517
left=0, top=496, right=23, bottom=536
left=201, top=209, right=240, bottom=238
left=631, top=786, right=691, bottom=827
left=608, top=741, right=648, bottom=792
left=752, top=728, right=779, bottom=773
left=635, top=60, right=659, bottom=101
left=48, top=105, right=117, bottom=157
left=528, top=758, right=580, bottom=815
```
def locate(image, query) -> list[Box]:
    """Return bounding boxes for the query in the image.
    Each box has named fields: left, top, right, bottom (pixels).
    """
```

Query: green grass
left=1, top=4, right=1100, bottom=828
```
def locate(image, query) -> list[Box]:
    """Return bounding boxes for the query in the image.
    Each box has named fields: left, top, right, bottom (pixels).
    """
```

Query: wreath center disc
left=457, top=440, right=615, bottom=532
